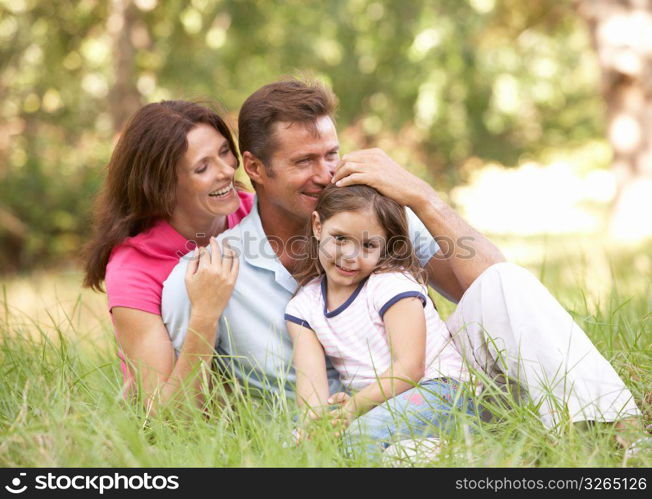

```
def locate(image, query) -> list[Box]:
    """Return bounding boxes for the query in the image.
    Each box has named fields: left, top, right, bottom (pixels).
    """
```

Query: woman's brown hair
left=292, top=184, right=426, bottom=289
left=83, top=100, right=242, bottom=291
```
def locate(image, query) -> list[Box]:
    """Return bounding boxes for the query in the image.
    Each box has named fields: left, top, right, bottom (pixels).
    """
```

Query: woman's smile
left=208, top=182, right=235, bottom=199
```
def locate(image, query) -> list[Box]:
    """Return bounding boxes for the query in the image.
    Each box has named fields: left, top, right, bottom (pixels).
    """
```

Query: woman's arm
left=338, top=296, right=426, bottom=420
left=113, top=308, right=218, bottom=410
left=286, top=321, right=330, bottom=423
left=113, top=239, right=238, bottom=414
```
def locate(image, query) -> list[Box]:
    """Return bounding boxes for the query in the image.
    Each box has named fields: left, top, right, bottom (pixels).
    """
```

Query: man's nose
left=313, top=158, right=334, bottom=185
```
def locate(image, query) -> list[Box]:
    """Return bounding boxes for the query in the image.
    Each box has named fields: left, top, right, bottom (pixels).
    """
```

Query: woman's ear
left=311, top=212, right=321, bottom=240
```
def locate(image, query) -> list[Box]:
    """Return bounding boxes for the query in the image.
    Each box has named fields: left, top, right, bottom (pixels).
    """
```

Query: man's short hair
left=238, top=79, right=337, bottom=167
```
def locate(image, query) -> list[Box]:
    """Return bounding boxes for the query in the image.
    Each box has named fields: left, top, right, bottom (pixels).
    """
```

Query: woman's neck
left=168, top=213, right=227, bottom=247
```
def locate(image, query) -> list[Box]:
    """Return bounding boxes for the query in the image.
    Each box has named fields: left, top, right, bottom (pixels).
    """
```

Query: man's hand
left=331, top=148, right=433, bottom=209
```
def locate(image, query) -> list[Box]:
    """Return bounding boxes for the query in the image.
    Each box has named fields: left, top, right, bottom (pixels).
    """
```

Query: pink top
left=285, top=271, right=469, bottom=390
left=106, top=190, right=255, bottom=315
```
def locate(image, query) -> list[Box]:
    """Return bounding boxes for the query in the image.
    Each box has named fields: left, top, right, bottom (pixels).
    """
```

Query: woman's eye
left=334, top=235, right=346, bottom=242
left=363, top=243, right=377, bottom=250
left=219, top=147, right=230, bottom=157
left=196, top=164, right=207, bottom=174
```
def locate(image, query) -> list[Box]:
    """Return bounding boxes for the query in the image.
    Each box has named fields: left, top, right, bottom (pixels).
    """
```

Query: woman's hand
left=185, top=238, right=238, bottom=320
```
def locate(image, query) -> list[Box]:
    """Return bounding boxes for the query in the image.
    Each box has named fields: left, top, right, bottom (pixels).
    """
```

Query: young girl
left=285, top=184, right=476, bottom=454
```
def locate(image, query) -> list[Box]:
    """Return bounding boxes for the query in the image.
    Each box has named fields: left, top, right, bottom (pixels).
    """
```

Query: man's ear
left=242, top=151, right=266, bottom=185
left=311, top=212, right=321, bottom=240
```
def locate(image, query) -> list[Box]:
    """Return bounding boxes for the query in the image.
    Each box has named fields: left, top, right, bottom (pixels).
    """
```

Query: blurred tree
left=576, top=0, right=652, bottom=241
left=107, top=0, right=142, bottom=132
left=0, top=0, right=619, bottom=272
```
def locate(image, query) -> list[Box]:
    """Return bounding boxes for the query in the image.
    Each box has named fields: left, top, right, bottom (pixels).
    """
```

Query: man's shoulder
left=293, top=276, right=322, bottom=299
left=216, top=208, right=261, bottom=249
left=215, top=222, right=244, bottom=244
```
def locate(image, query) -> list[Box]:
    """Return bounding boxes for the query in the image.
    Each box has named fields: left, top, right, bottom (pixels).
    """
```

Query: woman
left=83, top=100, right=254, bottom=411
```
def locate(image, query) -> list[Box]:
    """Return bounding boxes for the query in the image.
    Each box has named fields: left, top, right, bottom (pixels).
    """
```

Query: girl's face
left=173, top=124, right=240, bottom=225
left=312, top=208, right=387, bottom=289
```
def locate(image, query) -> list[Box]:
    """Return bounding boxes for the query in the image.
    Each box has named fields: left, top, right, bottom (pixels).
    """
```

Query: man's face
left=258, top=115, right=340, bottom=224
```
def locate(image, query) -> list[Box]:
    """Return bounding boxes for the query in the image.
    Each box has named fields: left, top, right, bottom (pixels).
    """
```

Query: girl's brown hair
left=83, top=100, right=243, bottom=291
left=292, top=184, right=426, bottom=288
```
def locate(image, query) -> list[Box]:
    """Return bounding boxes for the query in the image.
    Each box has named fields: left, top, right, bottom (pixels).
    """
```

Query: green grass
left=0, top=236, right=650, bottom=467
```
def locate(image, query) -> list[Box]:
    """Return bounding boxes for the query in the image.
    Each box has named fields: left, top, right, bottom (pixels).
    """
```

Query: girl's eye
left=363, top=242, right=377, bottom=250
left=195, top=164, right=207, bottom=174
left=334, top=235, right=346, bottom=242
left=219, top=147, right=230, bottom=157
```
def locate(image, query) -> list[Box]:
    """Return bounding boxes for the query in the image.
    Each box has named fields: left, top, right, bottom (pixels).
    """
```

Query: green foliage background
left=0, top=0, right=605, bottom=272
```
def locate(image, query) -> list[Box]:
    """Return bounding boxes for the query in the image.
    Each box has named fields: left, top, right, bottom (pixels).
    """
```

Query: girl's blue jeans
left=343, top=378, right=477, bottom=457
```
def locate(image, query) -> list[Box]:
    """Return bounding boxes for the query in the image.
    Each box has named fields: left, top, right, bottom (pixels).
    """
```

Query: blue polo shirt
left=161, top=196, right=440, bottom=398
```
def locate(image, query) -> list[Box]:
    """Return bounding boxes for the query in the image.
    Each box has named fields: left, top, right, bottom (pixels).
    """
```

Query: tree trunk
left=107, top=0, right=142, bottom=133
left=577, top=0, right=652, bottom=242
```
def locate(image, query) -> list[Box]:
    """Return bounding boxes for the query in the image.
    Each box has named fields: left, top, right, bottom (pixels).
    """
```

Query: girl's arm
left=339, top=296, right=426, bottom=419
left=114, top=239, right=237, bottom=415
left=286, top=321, right=330, bottom=423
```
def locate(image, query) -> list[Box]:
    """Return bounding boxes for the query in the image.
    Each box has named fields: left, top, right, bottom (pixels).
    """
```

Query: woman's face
left=173, top=124, right=240, bottom=225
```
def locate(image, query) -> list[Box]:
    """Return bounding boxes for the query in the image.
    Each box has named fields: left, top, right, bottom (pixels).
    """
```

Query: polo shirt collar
left=238, top=196, right=298, bottom=294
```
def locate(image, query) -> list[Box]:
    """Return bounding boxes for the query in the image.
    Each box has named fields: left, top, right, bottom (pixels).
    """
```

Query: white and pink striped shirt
left=285, top=271, right=469, bottom=391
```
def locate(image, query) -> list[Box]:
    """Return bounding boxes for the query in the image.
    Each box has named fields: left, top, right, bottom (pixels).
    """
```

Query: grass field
left=1, top=235, right=650, bottom=467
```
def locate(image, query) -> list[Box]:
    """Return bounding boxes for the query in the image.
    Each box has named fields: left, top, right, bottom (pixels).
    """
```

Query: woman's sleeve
left=106, top=263, right=162, bottom=316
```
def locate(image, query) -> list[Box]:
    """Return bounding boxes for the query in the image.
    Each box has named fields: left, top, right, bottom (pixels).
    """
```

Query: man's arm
left=332, top=148, right=505, bottom=302
left=417, top=194, right=505, bottom=302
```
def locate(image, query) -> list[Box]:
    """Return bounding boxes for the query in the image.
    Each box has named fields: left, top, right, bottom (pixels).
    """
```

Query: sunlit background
left=1, top=0, right=650, bottom=331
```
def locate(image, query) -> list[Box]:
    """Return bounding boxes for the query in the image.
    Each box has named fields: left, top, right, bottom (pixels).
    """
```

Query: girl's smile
left=334, top=263, right=359, bottom=277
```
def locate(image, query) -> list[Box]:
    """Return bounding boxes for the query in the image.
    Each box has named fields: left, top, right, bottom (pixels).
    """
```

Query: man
left=162, top=79, right=641, bottom=446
